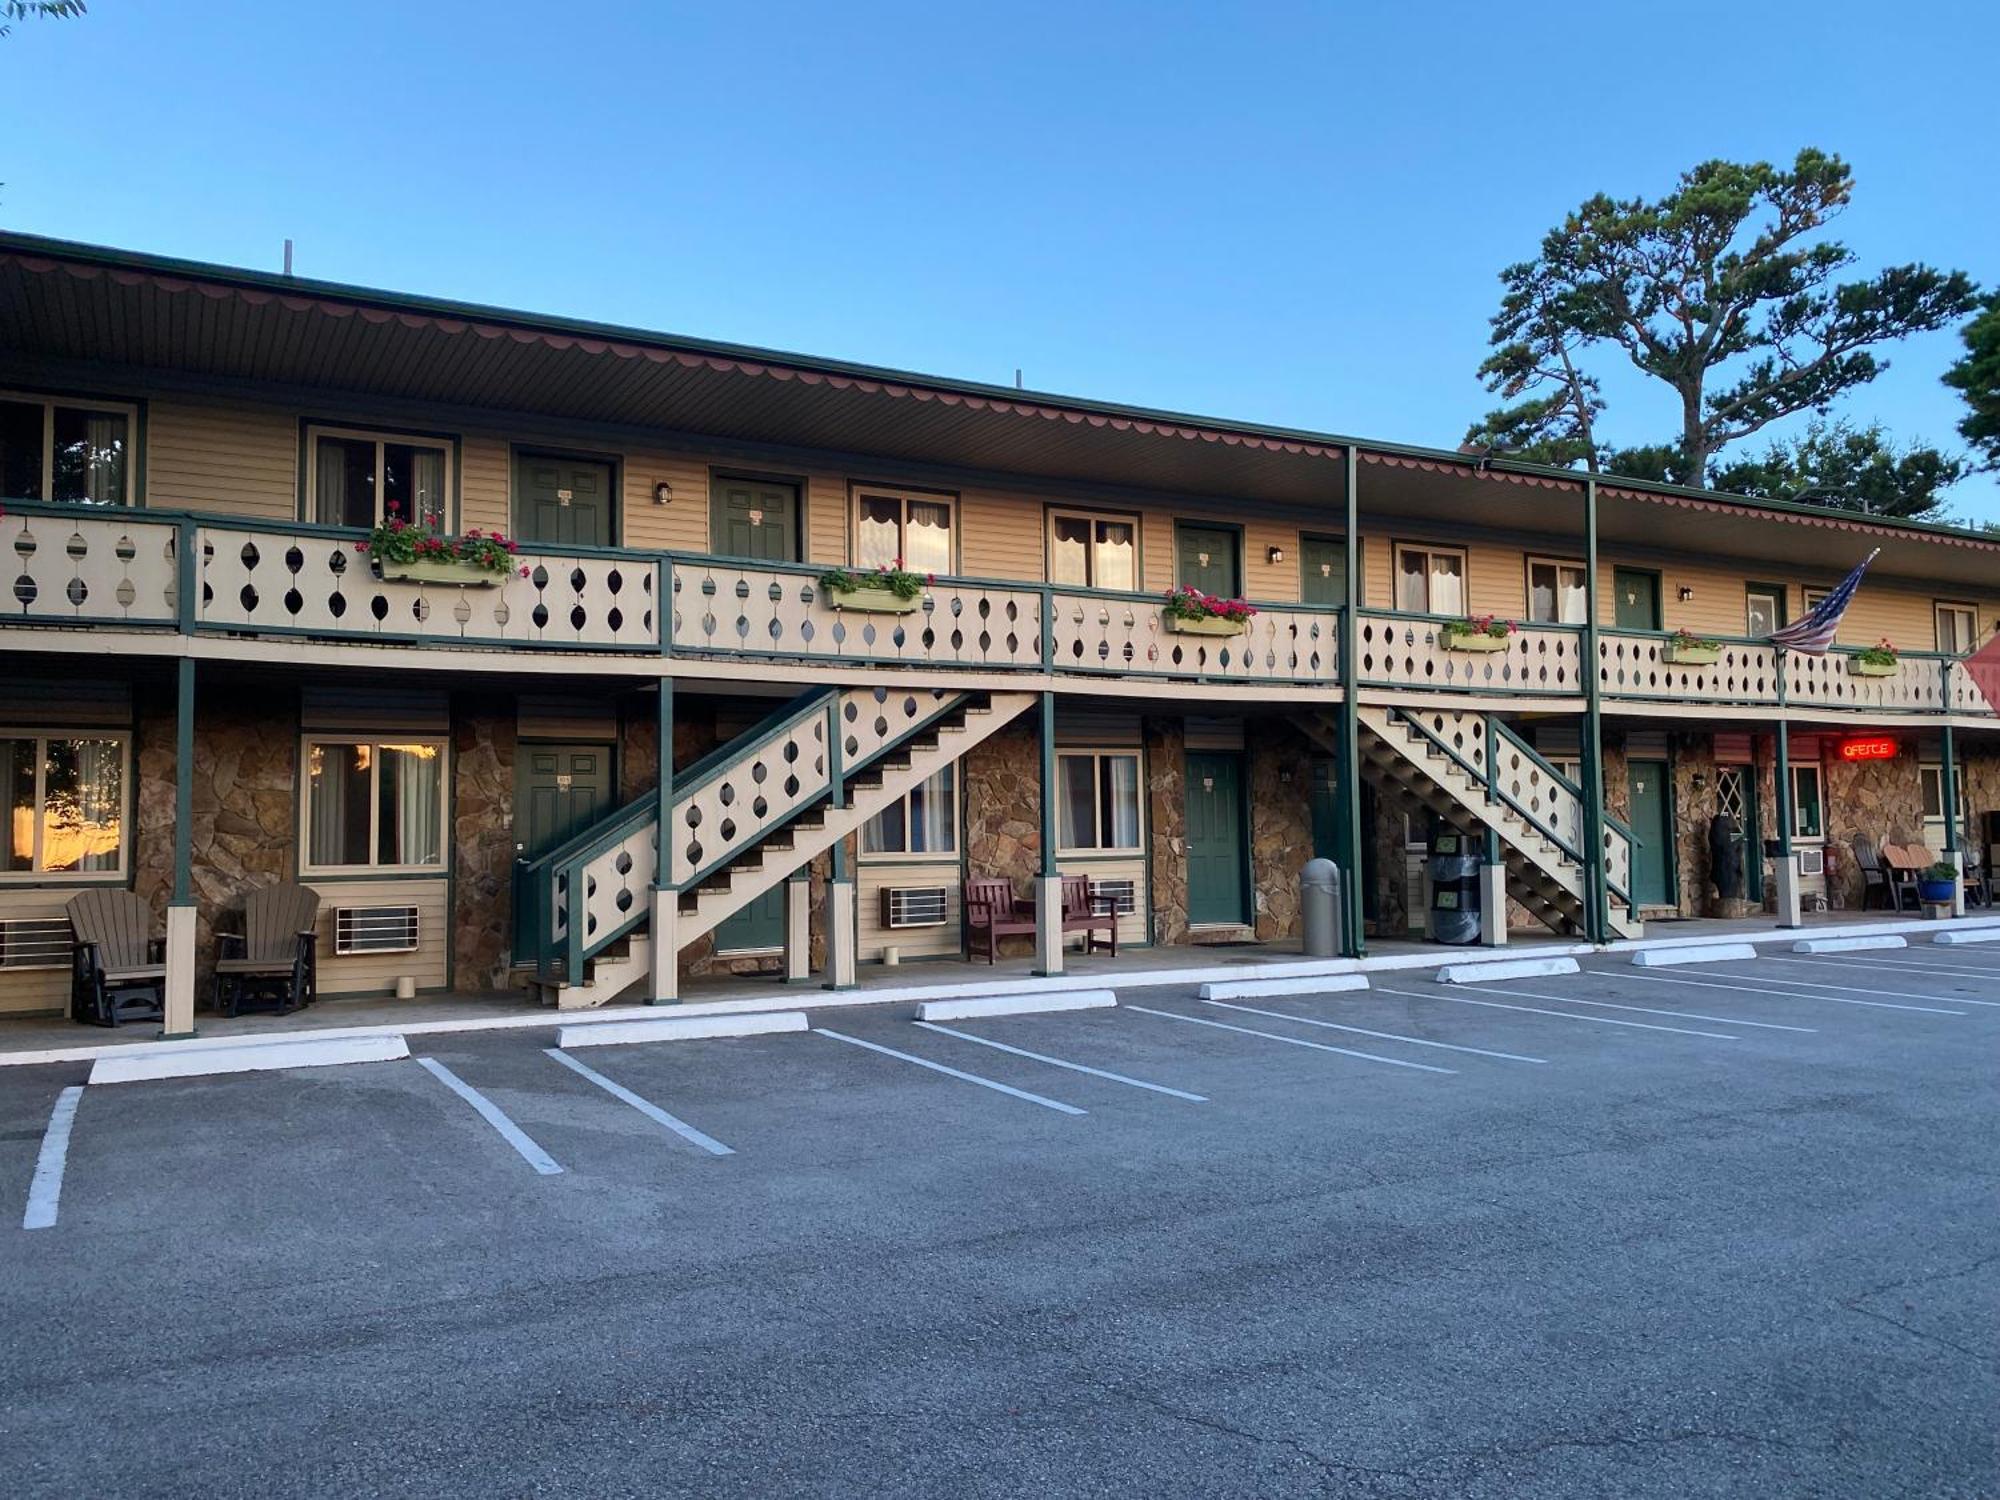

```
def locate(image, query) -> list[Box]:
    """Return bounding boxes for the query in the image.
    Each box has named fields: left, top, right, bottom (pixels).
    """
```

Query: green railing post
left=176, top=517, right=198, bottom=634
left=1040, top=587, right=1054, bottom=671
left=564, top=856, right=586, bottom=986
left=1943, top=714, right=1961, bottom=873
left=1482, top=714, right=1500, bottom=806
left=1579, top=477, right=1609, bottom=943
left=1335, top=447, right=1366, bottom=957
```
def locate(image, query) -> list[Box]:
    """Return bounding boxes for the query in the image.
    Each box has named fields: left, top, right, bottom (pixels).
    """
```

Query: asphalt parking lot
left=3, top=945, right=1996, bottom=1498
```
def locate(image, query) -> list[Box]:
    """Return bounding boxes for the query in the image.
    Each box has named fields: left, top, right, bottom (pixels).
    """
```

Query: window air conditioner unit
left=0, top=916, right=73, bottom=970
left=881, top=887, right=949, bottom=929
left=1089, top=878, right=1137, bottom=916
left=334, top=904, right=420, bottom=956
left=1798, top=848, right=1826, bottom=877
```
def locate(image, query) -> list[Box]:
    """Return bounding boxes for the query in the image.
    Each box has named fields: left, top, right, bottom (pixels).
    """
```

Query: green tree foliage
left=1470, top=149, right=1980, bottom=486
left=1709, top=419, right=1968, bottom=519
left=0, top=1, right=86, bottom=39
left=1944, top=295, right=2000, bottom=471
left=1465, top=253, right=1603, bottom=469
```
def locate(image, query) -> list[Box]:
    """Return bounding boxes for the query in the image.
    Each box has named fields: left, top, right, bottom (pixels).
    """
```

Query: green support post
left=1039, top=691, right=1059, bottom=880
left=1335, top=447, right=1366, bottom=957
left=172, top=657, right=195, bottom=906
left=1942, top=719, right=1961, bottom=861
left=1579, top=478, right=1609, bottom=944
left=655, top=679, right=674, bottom=855
left=1774, top=713, right=1794, bottom=859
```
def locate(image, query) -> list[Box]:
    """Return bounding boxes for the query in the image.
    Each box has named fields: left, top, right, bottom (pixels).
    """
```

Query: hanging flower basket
left=1162, top=584, right=1255, bottom=636
left=1168, top=613, right=1247, bottom=636
left=360, top=517, right=524, bottom=589
left=1441, top=616, right=1515, bottom=653
left=1664, top=631, right=1721, bottom=666
left=1849, top=640, right=1898, bottom=676
left=373, top=557, right=499, bottom=588
left=819, top=564, right=927, bottom=613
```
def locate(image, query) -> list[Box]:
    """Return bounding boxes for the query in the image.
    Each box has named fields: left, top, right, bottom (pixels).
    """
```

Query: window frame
left=1392, top=541, right=1470, bottom=617
left=850, top=482, right=957, bottom=575
left=1524, top=554, right=1588, bottom=626
left=1919, top=762, right=1969, bottom=840
left=858, top=766, right=960, bottom=863
left=0, top=729, right=132, bottom=882
left=1055, top=749, right=1145, bottom=856
left=302, top=422, right=457, bottom=531
left=1789, top=762, right=1824, bottom=841
left=1745, top=581, right=1788, bottom=637
left=1046, top=505, right=1141, bottom=593
left=298, top=734, right=450, bottom=877
left=1934, top=600, right=1978, bottom=656
left=0, top=388, right=140, bottom=506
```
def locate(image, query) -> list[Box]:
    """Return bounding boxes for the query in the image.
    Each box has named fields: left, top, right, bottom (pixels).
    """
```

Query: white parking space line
left=1199, top=1000, right=1548, bottom=1062
left=912, top=1023, right=1207, bottom=1100
left=544, top=1049, right=734, bottom=1155
left=1613, top=969, right=1967, bottom=1016
left=1725, top=960, right=1997, bottom=1008
left=1376, top=986, right=1737, bottom=1040
left=1765, top=954, right=2000, bottom=992
left=1470, top=982, right=1817, bottom=1034
left=22, top=1085, right=82, bottom=1231
left=817, top=1029, right=1087, bottom=1115
left=1126, top=1006, right=1456, bottom=1073
left=415, top=1057, right=564, bottom=1175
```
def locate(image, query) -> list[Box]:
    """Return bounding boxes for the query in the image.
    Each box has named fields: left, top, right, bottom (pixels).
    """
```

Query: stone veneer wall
left=1144, top=717, right=1188, bottom=947
left=1669, top=732, right=1721, bottom=917
left=960, top=718, right=1042, bottom=959
left=1823, top=744, right=1927, bottom=910
left=452, top=695, right=517, bottom=990
left=1247, top=719, right=1316, bottom=941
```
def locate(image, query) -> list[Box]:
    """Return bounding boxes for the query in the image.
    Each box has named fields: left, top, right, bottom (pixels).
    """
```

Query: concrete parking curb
left=89, top=1034, right=410, bottom=1085
left=1934, top=928, right=2000, bottom=946
left=1198, top=975, right=1370, bottom=1000
left=1632, top=943, right=1758, bottom=968
left=1793, top=935, right=1908, bottom=954
left=1437, top=957, right=1580, bottom=985
left=915, top=990, right=1116, bottom=1022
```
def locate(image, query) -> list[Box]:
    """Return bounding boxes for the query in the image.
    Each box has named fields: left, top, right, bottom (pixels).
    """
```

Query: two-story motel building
left=2, top=233, right=1996, bottom=1034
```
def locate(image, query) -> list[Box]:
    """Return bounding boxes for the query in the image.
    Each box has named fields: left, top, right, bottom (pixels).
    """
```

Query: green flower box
left=373, top=558, right=499, bottom=588
left=1443, top=632, right=1510, bottom=653
left=1665, top=644, right=1720, bottom=666
left=831, top=582, right=922, bottom=614
left=1167, top=613, right=1247, bottom=637
left=1848, top=657, right=1897, bottom=677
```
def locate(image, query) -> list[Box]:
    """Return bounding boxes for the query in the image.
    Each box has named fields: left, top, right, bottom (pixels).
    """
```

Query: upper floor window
left=861, top=767, right=956, bottom=857
left=1526, top=557, right=1587, bottom=625
left=1049, top=509, right=1138, bottom=591
left=1935, top=602, right=1977, bottom=655
left=1394, top=543, right=1466, bottom=616
left=304, top=737, right=446, bottom=873
left=1, top=732, right=127, bottom=878
left=307, top=425, right=451, bottom=530
left=0, top=392, right=135, bottom=506
left=855, top=486, right=952, bottom=574
left=1746, top=583, right=1787, bottom=638
left=1058, top=751, right=1143, bottom=853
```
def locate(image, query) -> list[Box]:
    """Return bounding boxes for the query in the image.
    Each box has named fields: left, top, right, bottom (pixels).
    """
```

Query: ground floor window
left=1920, top=763, right=1970, bottom=845
left=1058, top=751, right=1142, bottom=852
left=304, top=738, right=446, bottom=873
left=0, top=732, right=127, bottom=876
left=861, top=767, right=956, bottom=857
left=1790, top=763, right=1824, bottom=840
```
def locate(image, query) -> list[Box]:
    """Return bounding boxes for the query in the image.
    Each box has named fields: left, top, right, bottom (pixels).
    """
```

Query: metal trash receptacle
left=1427, top=827, right=1482, bottom=945
left=1301, top=857, right=1342, bottom=957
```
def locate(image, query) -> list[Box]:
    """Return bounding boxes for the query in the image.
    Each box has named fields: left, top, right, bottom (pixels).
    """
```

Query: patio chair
left=213, top=882, right=320, bottom=1017
left=67, top=888, right=167, bottom=1028
left=963, top=877, right=1036, bottom=964
left=1961, top=848, right=1992, bottom=909
left=1059, top=874, right=1118, bottom=957
left=1873, top=840, right=1924, bottom=913
left=1851, top=836, right=1901, bottom=911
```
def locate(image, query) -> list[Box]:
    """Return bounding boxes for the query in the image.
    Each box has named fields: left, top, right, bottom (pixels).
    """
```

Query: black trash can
left=1427, top=824, right=1481, bottom=945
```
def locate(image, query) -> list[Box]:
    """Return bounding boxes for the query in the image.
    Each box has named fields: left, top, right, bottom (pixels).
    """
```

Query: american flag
left=1769, top=549, right=1879, bottom=654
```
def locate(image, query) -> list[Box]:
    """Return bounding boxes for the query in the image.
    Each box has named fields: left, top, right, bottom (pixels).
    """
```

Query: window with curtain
left=305, top=738, right=445, bottom=871
left=1935, top=603, right=1977, bottom=655
left=1920, top=764, right=1969, bottom=844
left=308, top=427, right=450, bottom=529
left=854, top=489, right=953, bottom=573
left=1790, top=764, right=1824, bottom=840
left=1049, top=510, right=1138, bottom=590
left=0, top=733, right=127, bottom=876
left=861, top=767, right=957, bottom=857
left=1057, top=751, right=1143, bottom=852
left=1746, top=585, right=1786, bottom=637
left=1394, top=544, right=1466, bottom=615
left=0, top=393, right=133, bottom=505
left=1527, top=558, right=1587, bottom=624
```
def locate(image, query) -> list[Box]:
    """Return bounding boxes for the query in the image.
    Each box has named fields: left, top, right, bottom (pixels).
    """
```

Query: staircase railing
left=1388, top=708, right=1639, bottom=920
left=517, top=684, right=976, bottom=986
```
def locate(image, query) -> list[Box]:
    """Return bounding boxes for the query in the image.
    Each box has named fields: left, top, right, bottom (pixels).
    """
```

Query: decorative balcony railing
left=1596, top=629, right=1992, bottom=718
left=1355, top=612, right=1587, bottom=697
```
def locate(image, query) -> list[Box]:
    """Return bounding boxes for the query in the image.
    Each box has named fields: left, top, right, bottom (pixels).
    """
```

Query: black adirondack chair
left=213, top=883, right=320, bottom=1017
left=67, top=889, right=167, bottom=1027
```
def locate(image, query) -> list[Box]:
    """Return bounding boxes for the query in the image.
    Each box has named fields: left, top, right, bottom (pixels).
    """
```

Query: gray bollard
left=1302, top=857, right=1342, bottom=957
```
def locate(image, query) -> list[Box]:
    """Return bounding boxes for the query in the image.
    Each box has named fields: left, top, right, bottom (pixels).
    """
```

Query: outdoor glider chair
left=963, top=877, right=1037, bottom=964
left=1060, top=874, right=1118, bottom=957
left=213, top=882, right=321, bottom=1017
left=1852, top=835, right=1904, bottom=911
left=67, top=888, right=167, bottom=1028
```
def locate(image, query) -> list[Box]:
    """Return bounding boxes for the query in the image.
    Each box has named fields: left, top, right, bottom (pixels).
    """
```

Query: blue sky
left=3, top=1, right=1995, bottom=518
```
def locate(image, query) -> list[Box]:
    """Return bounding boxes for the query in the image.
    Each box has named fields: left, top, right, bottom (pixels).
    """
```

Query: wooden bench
left=1060, top=874, right=1118, bottom=957
left=963, top=877, right=1037, bottom=964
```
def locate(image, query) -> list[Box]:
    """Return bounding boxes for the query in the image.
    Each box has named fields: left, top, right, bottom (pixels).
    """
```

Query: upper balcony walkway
left=3, top=502, right=1992, bottom=723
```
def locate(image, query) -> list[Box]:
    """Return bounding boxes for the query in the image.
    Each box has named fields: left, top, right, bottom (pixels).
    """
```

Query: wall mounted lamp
left=1267, top=545, right=1286, bottom=565
left=1677, top=586, right=1694, bottom=602
left=653, top=480, right=674, bottom=505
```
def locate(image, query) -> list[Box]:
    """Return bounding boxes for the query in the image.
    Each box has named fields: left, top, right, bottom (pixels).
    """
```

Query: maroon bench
left=964, top=877, right=1037, bottom=964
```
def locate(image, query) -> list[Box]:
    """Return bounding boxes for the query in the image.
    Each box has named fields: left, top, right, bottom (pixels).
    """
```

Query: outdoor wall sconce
left=653, top=480, right=674, bottom=505
left=1267, top=545, right=1286, bottom=565
left=1678, top=586, right=1694, bottom=602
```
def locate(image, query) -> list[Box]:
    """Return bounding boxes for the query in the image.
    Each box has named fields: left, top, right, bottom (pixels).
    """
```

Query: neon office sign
left=1837, top=737, right=1899, bottom=762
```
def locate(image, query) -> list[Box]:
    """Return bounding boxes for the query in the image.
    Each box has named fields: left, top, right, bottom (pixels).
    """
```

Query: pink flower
left=354, top=540, right=369, bottom=553
left=518, top=565, right=530, bottom=578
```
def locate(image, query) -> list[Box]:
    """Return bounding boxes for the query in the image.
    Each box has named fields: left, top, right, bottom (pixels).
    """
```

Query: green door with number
left=515, top=744, right=616, bottom=863
left=1612, top=567, right=1661, bottom=631
left=1186, top=751, right=1249, bottom=926
left=713, top=887, right=785, bottom=955
left=1176, top=525, right=1241, bottom=598
left=1299, top=535, right=1347, bottom=608
left=710, top=476, right=801, bottom=562
left=1625, top=758, right=1672, bottom=906
left=516, top=453, right=614, bottom=549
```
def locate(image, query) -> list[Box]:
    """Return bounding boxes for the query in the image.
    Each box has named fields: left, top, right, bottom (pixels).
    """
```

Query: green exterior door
left=1612, top=568, right=1661, bottom=631
left=515, top=744, right=615, bottom=863
left=1176, top=524, right=1241, bottom=597
left=1626, top=758, right=1672, bottom=906
left=710, top=475, right=800, bottom=562
left=713, top=886, right=785, bottom=954
left=1186, top=751, right=1248, bottom=926
left=515, top=453, right=615, bottom=548
left=1299, top=535, right=1347, bottom=608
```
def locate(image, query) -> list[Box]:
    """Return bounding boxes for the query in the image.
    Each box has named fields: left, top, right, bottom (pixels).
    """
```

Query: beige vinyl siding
left=146, top=399, right=297, bottom=519
left=304, top=877, right=449, bottom=996
left=856, top=860, right=961, bottom=962
left=806, top=474, right=849, bottom=565
left=0, top=889, right=79, bottom=1016
left=959, top=487, right=1049, bottom=580
left=458, top=433, right=511, bottom=534
left=620, top=451, right=708, bottom=552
